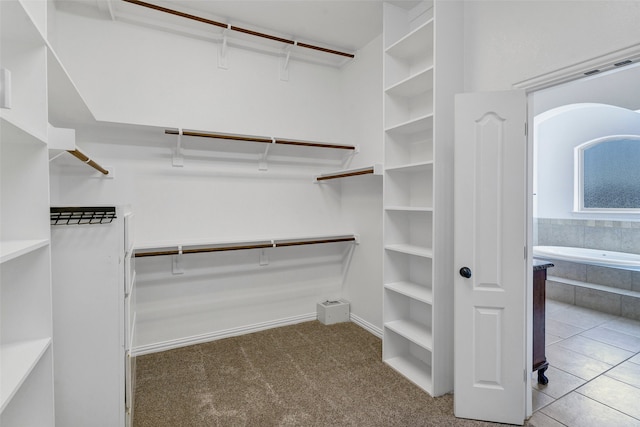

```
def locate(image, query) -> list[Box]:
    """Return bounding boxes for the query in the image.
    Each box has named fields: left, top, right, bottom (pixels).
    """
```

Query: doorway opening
left=527, top=60, right=640, bottom=425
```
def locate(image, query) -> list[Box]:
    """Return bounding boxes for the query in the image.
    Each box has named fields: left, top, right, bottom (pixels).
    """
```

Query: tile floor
left=527, top=299, right=640, bottom=426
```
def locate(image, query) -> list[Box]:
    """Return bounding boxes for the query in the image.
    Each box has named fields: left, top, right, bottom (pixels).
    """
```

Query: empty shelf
left=385, top=244, right=433, bottom=258
left=385, top=319, right=433, bottom=349
left=384, top=354, right=433, bottom=393
left=0, top=239, right=49, bottom=264
left=385, top=281, right=433, bottom=304
left=0, top=338, right=51, bottom=412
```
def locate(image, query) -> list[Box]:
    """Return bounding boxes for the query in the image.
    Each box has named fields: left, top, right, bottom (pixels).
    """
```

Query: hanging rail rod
left=135, top=236, right=356, bottom=258
left=316, top=164, right=382, bottom=181
left=165, top=129, right=356, bottom=151
left=122, top=0, right=355, bottom=59
left=67, top=149, right=109, bottom=175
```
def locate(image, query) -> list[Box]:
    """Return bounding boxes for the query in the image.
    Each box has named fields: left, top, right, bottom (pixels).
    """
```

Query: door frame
left=512, top=42, right=640, bottom=418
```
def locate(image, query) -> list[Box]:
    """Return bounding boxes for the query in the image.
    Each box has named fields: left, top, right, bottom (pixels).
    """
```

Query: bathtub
left=533, top=246, right=640, bottom=272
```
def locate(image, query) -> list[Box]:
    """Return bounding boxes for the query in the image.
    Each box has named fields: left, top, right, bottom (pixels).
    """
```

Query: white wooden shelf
left=385, top=19, right=434, bottom=59
left=385, top=319, right=433, bottom=350
left=385, top=244, right=433, bottom=258
left=385, top=67, right=434, bottom=97
left=384, top=354, right=433, bottom=391
left=385, top=281, right=433, bottom=304
left=0, top=116, right=48, bottom=147
left=385, top=114, right=434, bottom=135
left=384, top=206, right=433, bottom=212
left=385, top=161, right=433, bottom=173
left=0, top=338, right=51, bottom=412
left=0, top=239, right=49, bottom=264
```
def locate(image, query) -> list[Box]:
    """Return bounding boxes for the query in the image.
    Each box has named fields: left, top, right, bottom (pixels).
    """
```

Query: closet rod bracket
left=218, top=26, right=230, bottom=70
left=172, top=245, right=184, bottom=274
left=258, top=138, right=275, bottom=171
left=280, top=45, right=292, bottom=81
left=173, top=128, right=184, bottom=167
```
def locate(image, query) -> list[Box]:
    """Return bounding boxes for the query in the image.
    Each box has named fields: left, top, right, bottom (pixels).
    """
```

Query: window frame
left=574, top=134, right=640, bottom=213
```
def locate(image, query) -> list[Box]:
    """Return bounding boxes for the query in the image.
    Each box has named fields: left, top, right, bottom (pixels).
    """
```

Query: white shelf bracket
left=258, top=138, right=275, bottom=171
left=259, top=248, right=269, bottom=266
left=218, top=27, right=230, bottom=70
left=172, top=128, right=184, bottom=167
left=354, top=234, right=361, bottom=245
left=280, top=45, right=292, bottom=81
left=0, top=68, right=12, bottom=109
left=172, top=246, right=184, bottom=275
left=341, top=144, right=359, bottom=168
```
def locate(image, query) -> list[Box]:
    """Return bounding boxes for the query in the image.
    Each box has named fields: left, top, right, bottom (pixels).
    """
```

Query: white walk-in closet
left=2, top=0, right=640, bottom=426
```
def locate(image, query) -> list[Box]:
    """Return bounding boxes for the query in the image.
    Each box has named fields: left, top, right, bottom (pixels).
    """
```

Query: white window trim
left=574, top=134, right=640, bottom=213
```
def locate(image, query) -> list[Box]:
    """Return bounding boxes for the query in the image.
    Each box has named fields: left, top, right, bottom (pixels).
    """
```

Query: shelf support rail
left=122, top=0, right=355, bottom=59
left=135, top=235, right=358, bottom=258
left=66, top=149, right=110, bottom=175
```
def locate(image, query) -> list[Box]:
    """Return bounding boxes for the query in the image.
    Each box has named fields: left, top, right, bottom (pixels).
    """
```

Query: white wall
left=534, top=103, right=640, bottom=220
left=463, top=1, right=640, bottom=91
left=338, top=34, right=384, bottom=332
left=49, top=6, right=383, bottom=349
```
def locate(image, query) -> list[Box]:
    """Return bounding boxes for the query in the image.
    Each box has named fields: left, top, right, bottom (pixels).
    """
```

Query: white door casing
left=453, top=90, right=527, bottom=425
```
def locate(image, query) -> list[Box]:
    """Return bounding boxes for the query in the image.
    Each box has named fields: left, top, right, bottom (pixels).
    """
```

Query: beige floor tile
left=581, top=326, right=640, bottom=352
left=546, top=319, right=585, bottom=339
left=532, top=366, right=586, bottom=399
left=545, top=299, right=573, bottom=316
left=532, top=389, right=556, bottom=412
left=545, top=345, right=612, bottom=381
left=546, top=333, right=564, bottom=346
left=605, top=360, right=640, bottom=389
left=577, top=375, right=640, bottom=420
left=526, top=411, right=566, bottom=427
left=540, top=392, right=639, bottom=427
left=603, top=317, right=640, bottom=338
left=553, top=335, right=634, bottom=365
left=629, top=353, right=640, bottom=365
left=547, top=305, right=614, bottom=329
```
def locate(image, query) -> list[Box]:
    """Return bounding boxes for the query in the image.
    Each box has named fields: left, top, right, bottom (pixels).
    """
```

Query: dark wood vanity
left=533, top=259, right=553, bottom=384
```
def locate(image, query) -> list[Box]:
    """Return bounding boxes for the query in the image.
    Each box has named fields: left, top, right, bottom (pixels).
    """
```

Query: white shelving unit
left=50, top=206, right=133, bottom=427
left=0, top=1, right=54, bottom=424
left=382, top=0, right=462, bottom=397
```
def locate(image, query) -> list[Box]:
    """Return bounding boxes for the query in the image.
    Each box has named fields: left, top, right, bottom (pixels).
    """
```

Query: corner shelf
left=385, top=244, right=433, bottom=258
left=385, top=281, right=433, bottom=304
left=0, top=338, right=51, bottom=413
left=385, top=114, right=434, bottom=135
left=385, top=67, right=434, bottom=97
left=0, top=239, right=49, bottom=264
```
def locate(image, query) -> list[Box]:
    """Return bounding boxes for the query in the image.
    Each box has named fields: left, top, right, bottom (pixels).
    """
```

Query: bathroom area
left=532, top=63, right=640, bottom=321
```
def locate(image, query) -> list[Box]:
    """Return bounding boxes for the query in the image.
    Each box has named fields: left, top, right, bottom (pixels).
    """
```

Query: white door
left=453, top=90, right=527, bottom=425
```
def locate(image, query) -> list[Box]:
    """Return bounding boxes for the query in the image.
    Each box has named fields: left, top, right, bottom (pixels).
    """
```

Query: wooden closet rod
left=67, top=149, right=109, bottom=175
left=165, top=129, right=356, bottom=151
left=123, top=0, right=355, bottom=58
left=135, top=236, right=356, bottom=258
left=316, top=167, right=375, bottom=181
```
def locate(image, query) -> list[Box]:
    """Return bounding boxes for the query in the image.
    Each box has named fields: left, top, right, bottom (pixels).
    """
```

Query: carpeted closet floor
left=133, top=321, right=511, bottom=426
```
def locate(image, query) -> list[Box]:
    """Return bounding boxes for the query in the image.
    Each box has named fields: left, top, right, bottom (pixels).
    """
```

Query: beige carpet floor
left=133, top=321, right=515, bottom=426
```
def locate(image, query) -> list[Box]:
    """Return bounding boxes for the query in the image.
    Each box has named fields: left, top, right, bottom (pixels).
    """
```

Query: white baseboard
left=132, top=312, right=317, bottom=356
left=350, top=313, right=383, bottom=338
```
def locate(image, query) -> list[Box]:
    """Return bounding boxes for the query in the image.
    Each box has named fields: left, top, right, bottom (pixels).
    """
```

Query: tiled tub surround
left=535, top=218, right=640, bottom=320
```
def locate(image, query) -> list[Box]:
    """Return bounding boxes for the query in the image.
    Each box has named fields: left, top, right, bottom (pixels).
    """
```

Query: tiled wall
left=535, top=218, right=640, bottom=320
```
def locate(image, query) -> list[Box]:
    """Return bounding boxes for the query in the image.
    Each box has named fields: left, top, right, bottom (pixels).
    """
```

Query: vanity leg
left=537, top=363, right=549, bottom=385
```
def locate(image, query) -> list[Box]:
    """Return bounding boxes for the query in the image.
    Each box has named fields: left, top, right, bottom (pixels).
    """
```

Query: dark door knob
left=459, top=267, right=472, bottom=278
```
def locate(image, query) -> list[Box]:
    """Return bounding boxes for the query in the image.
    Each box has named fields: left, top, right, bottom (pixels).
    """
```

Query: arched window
left=575, top=135, right=640, bottom=212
